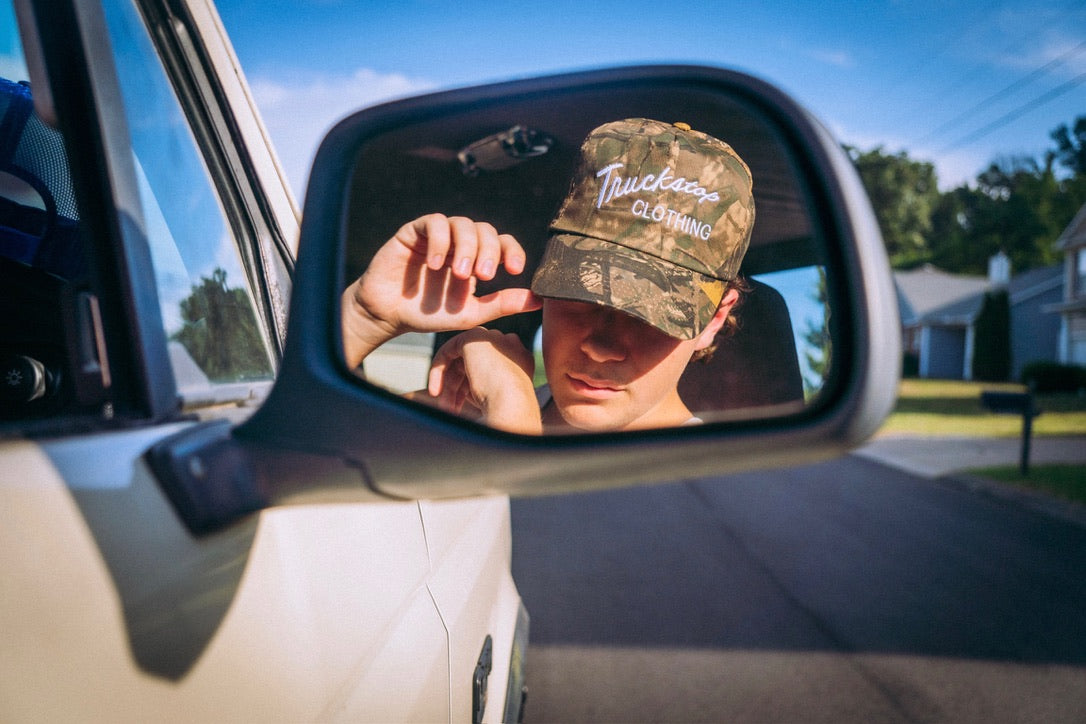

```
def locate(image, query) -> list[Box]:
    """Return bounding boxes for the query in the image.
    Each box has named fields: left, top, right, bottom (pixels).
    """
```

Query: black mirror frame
left=234, top=64, right=900, bottom=502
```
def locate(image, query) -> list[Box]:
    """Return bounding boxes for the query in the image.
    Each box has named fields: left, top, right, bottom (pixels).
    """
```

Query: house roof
left=1008, top=264, right=1063, bottom=303
left=1055, top=202, right=1086, bottom=251
left=902, top=264, right=1063, bottom=327
left=894, top=264, right=988, bottom=324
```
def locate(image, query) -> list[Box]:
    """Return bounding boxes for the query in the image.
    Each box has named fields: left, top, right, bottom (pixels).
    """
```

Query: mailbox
left=979, top=390, right=1041, bottom=475
left=980, top=391, right=1039, bottom=416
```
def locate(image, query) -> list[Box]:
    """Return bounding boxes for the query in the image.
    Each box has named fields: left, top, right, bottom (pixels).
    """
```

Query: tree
left=801, top=267, right=831, bottom=397
left=928, top=185, right=980, bottom=273
left=846, top=145, right=940, bottom=269
left=928, top=156, right=1062, bottom=274
left=850, top=115, right=1086, bottom=277
left=1050, top=115, right=1086, bottom=217
left=927, top=146, right=1079, bottom=275
left=1051, top=116, right=1086, bottom=176
left=173, top=267, right=272, bottom=382
left=972, top=289, right=1010, bottom=382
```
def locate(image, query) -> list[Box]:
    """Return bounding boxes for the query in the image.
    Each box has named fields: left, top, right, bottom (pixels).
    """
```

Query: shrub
left=972, top=289, right=1010, bottom=382
left=1020, top=361, right=1086, bottom=393
left=902, top=352, right=919, bottom=378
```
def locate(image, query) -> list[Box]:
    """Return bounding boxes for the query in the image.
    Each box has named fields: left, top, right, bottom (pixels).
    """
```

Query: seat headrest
left=0, top=77, right=84, bottom=279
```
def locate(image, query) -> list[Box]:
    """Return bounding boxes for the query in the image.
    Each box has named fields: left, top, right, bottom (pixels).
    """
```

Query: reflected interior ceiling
left=343, top=79, right=818, bottom=290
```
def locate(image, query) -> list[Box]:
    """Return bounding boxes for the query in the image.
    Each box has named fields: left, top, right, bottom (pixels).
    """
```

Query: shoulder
left=535, top=383, right=551, bottom=409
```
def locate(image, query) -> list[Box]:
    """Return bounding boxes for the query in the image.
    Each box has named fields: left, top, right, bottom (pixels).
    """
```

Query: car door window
left=101, top=0, right=274, bottom=401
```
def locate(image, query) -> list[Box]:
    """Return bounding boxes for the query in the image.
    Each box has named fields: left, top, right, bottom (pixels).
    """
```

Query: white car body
left=1, top=0, right=526, bottom=721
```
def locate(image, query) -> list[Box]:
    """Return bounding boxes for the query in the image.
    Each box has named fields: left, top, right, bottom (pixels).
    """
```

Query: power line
left=905, top=0, right=1086, bottom=151
left=939, top=69, right=1086, bottom=152
left=916, top=39, right=1086, bottom=146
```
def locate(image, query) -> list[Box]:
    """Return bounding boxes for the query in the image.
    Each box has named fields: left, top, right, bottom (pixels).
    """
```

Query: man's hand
left=426, top=327, right=541, bottom=435
left=342, top=214, right=542, bottom=368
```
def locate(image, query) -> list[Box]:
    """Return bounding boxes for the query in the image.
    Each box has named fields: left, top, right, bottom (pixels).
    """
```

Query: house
left=896, top=264, right=987, bottom=379
left=1046, top=203, right=1086, bottom=366
left=896, top=255, right=1063, bottom=380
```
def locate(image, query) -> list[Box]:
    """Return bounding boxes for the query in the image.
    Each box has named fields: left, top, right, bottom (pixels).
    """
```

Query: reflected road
left=511, top=455, right=1086, bottom=722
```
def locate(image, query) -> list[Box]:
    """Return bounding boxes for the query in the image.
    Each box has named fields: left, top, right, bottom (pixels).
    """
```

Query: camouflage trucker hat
left=531, top=118, right=755, bottom=340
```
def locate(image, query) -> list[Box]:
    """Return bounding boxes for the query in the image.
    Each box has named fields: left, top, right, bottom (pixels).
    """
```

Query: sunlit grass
left=878, top=379, right=1086, bottom=437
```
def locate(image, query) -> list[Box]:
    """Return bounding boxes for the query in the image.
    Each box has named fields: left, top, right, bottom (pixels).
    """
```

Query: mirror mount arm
left=145, top=420, right=264, bottom=535
left=146, top=419, right=394, bottom=536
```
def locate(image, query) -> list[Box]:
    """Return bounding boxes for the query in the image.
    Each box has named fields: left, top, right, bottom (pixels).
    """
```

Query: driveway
left=511, top=450, right=1086, bottom=722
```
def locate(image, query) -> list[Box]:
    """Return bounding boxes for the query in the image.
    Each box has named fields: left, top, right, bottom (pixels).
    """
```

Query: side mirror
left=154, top=66, right=900, bottom=532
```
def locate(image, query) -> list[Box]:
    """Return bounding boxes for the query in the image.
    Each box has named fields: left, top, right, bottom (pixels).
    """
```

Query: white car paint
left=1, top=0, right=524, bottom=720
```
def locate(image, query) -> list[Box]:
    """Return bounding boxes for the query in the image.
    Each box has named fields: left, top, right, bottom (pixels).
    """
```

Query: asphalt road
left=510, top=454, right=1086, bottom=722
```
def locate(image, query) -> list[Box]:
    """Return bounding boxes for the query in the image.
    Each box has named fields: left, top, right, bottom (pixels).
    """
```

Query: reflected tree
left=173, top=267, right=271, bottom=382
left=802, top=268, right=831, bottom=397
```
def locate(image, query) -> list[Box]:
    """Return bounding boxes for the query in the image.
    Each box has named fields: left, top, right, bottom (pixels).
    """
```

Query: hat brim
left=530, top=234, right=727, bottom=341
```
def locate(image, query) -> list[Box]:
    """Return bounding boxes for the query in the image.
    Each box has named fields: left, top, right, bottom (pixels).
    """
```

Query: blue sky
left=217, top=0, right=1086, bottom=201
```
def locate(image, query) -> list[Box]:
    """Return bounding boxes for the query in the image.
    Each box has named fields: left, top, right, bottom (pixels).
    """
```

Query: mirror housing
left=231, top=65, right=898, bottom=504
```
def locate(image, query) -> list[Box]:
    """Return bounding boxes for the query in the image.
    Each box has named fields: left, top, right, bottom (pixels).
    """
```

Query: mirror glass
left=338, top=76, right=834, bottom=434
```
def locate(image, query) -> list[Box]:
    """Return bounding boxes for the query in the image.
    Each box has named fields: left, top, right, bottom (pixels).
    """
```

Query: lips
left=566, top=373, right=624, bottom=396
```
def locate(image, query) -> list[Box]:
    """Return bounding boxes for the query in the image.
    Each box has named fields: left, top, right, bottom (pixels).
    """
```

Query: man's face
left=540, top=298, right=720, bottom=431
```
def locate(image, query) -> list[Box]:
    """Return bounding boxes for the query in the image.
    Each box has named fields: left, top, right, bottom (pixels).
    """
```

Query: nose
left=580, top=309, right=630, bottom=363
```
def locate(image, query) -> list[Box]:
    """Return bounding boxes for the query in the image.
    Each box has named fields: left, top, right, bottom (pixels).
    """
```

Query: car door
left=0, top=1, right=523, bottom=721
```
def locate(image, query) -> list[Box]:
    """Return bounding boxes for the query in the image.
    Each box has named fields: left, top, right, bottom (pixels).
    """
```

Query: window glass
left=102, top=0, right=274, bottom=398
left=1077, top=248, right=1086, bottom=297
left=753, top=265, right=830, bottom=400
left=0, top=3, right=28, bottom=83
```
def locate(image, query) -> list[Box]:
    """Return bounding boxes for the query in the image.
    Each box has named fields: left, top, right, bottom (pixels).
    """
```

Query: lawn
left=880, top=379, right=1086, bottom=505
left=878, top=378, right=1086, bottom=437
left=968, top=464, right=1086, bottom=505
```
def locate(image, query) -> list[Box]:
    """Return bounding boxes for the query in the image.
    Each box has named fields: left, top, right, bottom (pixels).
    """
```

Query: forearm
left=340, top=280, right=399, bottom=369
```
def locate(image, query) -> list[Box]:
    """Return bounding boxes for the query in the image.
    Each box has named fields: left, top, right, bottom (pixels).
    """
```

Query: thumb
left=470, top=288, right=543, bottom=326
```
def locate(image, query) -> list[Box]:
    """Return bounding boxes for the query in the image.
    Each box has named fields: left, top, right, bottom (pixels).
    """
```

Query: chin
left=556, top=402, right=634, bottom=433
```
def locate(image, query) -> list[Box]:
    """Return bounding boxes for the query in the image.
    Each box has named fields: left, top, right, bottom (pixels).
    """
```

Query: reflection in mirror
left=339, top=78, right=833, bottom=435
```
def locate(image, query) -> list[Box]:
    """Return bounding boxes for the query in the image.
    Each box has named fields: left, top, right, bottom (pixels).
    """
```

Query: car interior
left=0, top=76, right=92, bottom=424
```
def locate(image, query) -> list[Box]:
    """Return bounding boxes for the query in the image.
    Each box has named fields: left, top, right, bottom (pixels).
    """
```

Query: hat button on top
left=672, top=122, right=692, bottom=131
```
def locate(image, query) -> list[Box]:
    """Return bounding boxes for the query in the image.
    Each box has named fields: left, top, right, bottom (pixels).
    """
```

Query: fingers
left=428, top=335, right=463, bottom=397
left=428, top=357, right=470, bottom=414
left=394, top=214, right=451, bottom=271
left=428, top=330, right=483, bottom=399
left=401, top=214, right=527, bottom=281
left=472, top=288, right=544, bottom=324
left=497, top=232, right=527, bottom=276
left=473, top=223, right=527, bottom=280
left=428, top=327, right=534, bottom=413
left=448, top=217, right=506, bottom=281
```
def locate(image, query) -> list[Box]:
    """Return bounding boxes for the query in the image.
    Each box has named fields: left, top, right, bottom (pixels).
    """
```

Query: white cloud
left=927, top=148, right=988, bottom=190
left=1031, top=35, right=1086, bottom=76
left=248, top=68, right=434, bottom=199
left=807, top=48, right=854, bottom=69
left=988, top=16, right=1086, bottom=77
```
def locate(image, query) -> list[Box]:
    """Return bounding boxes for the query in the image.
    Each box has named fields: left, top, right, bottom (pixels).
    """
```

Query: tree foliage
left=849, top=115, right=1086, bottom=274
left=1051, top=116, right=1086, bottom=176
left=802, top=267, right=831, bottom=397
left=972, top=289, right=1011, bottom=382
left=845, top=145, right=940, bottom=268
left=173, top=267, right=273, bottom=382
